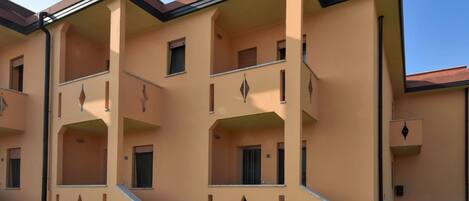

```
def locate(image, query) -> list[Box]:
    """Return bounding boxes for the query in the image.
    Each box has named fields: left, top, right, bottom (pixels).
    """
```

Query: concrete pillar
left=284, top=0, right=303, bottom=188
left=106, top=0, right=126, bottom=186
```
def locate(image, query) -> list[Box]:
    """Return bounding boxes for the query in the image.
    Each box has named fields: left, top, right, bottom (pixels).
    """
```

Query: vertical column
left=284, top=0, right=303, bottom=188
left=51, top=22, right=69, bottom=188
left=106, top=0, right=126, bottom=186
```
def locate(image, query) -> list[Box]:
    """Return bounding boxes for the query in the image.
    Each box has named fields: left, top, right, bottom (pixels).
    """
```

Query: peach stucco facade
left=0, top=0, right=466, bottom=201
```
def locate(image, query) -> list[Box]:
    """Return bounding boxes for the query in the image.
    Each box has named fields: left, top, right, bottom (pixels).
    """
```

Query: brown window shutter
left=238, top=47, right=257, bottom=68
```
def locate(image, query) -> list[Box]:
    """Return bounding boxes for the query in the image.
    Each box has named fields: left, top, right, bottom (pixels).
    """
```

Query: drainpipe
left=39, top=12, right=51, bottom=201
left=378, top=15, right=384, bottom=201
left=465, top=88, right=468, bottom=201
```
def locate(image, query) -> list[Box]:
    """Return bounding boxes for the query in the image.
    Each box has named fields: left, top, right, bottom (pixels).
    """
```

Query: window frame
left=277, top=40, right=286, bottom=60
left=9, top=56, right=24, bottom=92
left=167, top=38, right=186, bottom=76
left=6, top=147, right=21, bottom=189
left=132, top=145, right=154, bottom=188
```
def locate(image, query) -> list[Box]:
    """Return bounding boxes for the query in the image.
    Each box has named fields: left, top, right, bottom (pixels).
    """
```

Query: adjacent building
left=0, top=0, right=467, bottom=201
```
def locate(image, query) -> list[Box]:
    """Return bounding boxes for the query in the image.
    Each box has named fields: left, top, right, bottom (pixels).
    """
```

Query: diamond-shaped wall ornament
left=141, top=84, right=149, bottom=112
left=308, top=73, right=314, bottom=101
left=0, top=94, right=7, bottom=115
left=79, top=85, right=86, bottom=112
left=241, top=195, right=247, bottom=201
left=240, top=74, right=250, bottom=103
left=401, top=122, right=409, bottom=140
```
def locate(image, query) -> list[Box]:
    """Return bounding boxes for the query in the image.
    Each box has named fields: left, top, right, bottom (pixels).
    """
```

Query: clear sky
left=11, top=0, right=468, bottom=75
left=403, top=0, right=469, bottom=74
left=10, top=0, right=61, bottom=13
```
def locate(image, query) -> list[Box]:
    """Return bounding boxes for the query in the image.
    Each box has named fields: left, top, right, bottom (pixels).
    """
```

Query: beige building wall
left=393, top=89, right=466, bottom=201
left=383, top=55, right=395, bottom=201
left=0, top=0, right=397, bottom=201
left=65, top=27, right=109, bottom=82
left=0, top=32, right=45, bottom=201
left=122, top=8, right=216, bottom=201
left=61, top=128, right=107, bottom=185
left=211, top=126, right=284, bottom=185
left=302, top=0, right=378, bottom=200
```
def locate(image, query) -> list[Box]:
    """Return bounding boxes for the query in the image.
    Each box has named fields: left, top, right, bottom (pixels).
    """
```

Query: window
left=238, top=47, right=257, bottom=68
left=277, top=36, right=306, bottom=61
left=242, top=146, right=261, bottom=184
left=277, top=40, right=286, bottom=60
left=280, top=70, right=286, bottom=102
left=7, top=148, right=21, bottom=188
left=277, top=142, right=306, bottom=186
left=302, top=35, right=307, bottom=62
left=209, top=84, right=214, bottom=113
left=168, top=39, right=186, bottom=75
left=10, top=57, right=24, bottom=92
left=277, top=143, right=285, bottom=184
left=133, top=145, right=153, bottom=188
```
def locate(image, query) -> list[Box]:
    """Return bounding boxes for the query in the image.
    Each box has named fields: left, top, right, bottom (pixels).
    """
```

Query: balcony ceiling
left=215, top=0, right=285, bottom=36
left=214, top=112, right=284, bottom=133
left=215, top=0, right=321, bottom=36
left=61, top=2, right=110, bottom=46
left=126, top=1, right=164, bottom=38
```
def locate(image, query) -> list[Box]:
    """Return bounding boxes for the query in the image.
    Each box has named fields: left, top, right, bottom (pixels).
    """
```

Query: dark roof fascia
left=0, top=0, right=102, bottom=35
left=0, top=16, right=29, bottom=34
left=405, top=80, right=469, bottom=93
left=130, top=0, right=226, bottom=22
left=161, top=0, right=225, bottom=21
left=399, top=0, right=410, bottom=93
left=130, top=0, right=165, bottom=20
left=2, top=0, right=225, bottom=35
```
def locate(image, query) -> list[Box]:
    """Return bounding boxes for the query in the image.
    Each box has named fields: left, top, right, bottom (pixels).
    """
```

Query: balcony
left=121, top=72, right=163, bottom=130
left=390, top=119, right=423, bottom=156
left=57, top=71, right=111, bottom=125
left=57, top=71, right=163, bottom=130
left=301, top=62, right=319, bottom=121
left=0, top=88, right=26, bottom=134
left=210, top=61, right=286, bottom=119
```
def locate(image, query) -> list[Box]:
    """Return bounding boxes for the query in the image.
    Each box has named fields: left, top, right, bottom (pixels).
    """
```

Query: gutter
left=465, top=88, right=468, bottom=201
left=378, top=15, right=384, bottom=201
left=39, top=12, right=51, bottom=201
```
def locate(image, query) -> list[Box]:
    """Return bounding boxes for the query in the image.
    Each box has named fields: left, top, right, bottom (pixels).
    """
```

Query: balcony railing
left=390, top=119, right=423, bottom=156
left=121, top=72, right=163, bottom=127
left=57, top=71, right=111, bottom=125
left=210, top=61, right=286, bottom=119
left=301, top=62, right=319, bottom=121
left=0, top=88, right=26, bottom=134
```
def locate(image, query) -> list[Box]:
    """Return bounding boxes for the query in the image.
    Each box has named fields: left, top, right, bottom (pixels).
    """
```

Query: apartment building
left=0, top=0, right=467, bottom=201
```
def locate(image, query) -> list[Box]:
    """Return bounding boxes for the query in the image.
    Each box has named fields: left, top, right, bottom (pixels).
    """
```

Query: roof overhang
left=376, top=0, right=406, bottom=96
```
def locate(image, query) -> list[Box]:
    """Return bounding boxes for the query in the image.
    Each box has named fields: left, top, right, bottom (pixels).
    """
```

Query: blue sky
left=403, top=0, right=469, bottom=74
left=11, top=0, right=468, bottom=75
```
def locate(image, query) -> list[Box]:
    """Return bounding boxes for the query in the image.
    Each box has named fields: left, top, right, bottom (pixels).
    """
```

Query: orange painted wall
left=213, top=23, right=285, bottom=73
left=211, top=127, right=284, bottom=185
left=65, top=28, right=109, bottom=82
left=302, top=1, right=378, bottom=200
left=393, top=89, right=465, bottom=201
left=61, top=128, right=107, bottom=185
left=0, top=32, right=45, bottom=201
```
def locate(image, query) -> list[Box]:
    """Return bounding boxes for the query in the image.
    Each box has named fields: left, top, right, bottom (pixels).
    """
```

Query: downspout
left=465, top=88, right=468, bottom=201
left=39, top=12, right=51, bottom=201
left=378, top=15, right=384, bottom=201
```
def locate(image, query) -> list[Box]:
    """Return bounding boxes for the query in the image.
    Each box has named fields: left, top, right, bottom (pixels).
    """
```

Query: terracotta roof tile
left=406, top=66, right=469, bottom=91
